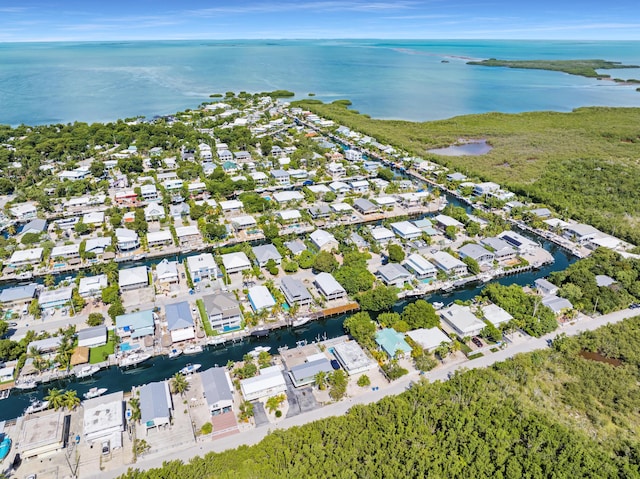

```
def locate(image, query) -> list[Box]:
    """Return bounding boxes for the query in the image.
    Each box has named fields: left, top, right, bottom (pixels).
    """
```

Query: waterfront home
left=140, top=184, right=158, bottom=201
left=187, top=181, right=206, bottom=196
left=349, top=232, right=369, bottom=249
left=534, top=278, right=559, bottom=297
left=330, top=202, right=354, bottom=215
left=363, top=160, right=379, bottom=173
left=83, top=391, right=125, bottom=445
left=376, top=263, right=413, bottom=288
left=240, top=365, right=287, bottom=401
left=77, top=325, right=107, bottom=348
left=38, top=287, right=73, bottom=310
left=457, top=243, right=495, bottom=265
left=288, top=168, right=309, bottom=180
left=20, top=218, right=47, bottom=235
left=252, top=244, right=282, bottom=267
left=375, top=328, right=412, bottom=358
left=480, top=237, right=517, bottom=263
left=285, top=239, right=307, bottom=256
left=497, top=231, right=538, bottom=253
left=530, top=207, right=552, bottom=219
left=273, top=191, right=304, bottom=204
left=407, top=328, right=452, bottom=353
left=0, top=283, right=38, bottom=308
left=139, top=381, right=173, bottom=431
left=202, top=292, right=243, bottom=333
left=82, top=211, right=104, bottom=226
left=349, top=180, right=369, bottom=193
left=446, top=172, right=467, bottom=182
left=481, top=304, right=513, bottom=328
left=231, top=215, right=257, bottom=231
left=116, top=310, right=155, bottom=339
left=440, top=304, right=485, bottom=337
left=434, top=214, right=464, bottom=230
left=175, top=225, right=201, bottom=247
left=54, top=217, right=79, bottom=230
left=163, top=179, right=183, bottom=191
left=391, top=221, right=422, bottom=240
left=234, top=151, right=252, bottom=163
left=403, top=253, right=437, bottom=280
left=144, top=202, right=165, bottom=221
left=542, top=295, right=573, bottom=315
left=328, top=181, right=350, bottom=195
left=114, top=190, right=138, bottom=206
left=200, top=367, right=234, bottom=416
left=369, top=178, right=389, bottom=190
left=0, top=365, right=14, bottom=383
left=473, top=182, right=500, bottom=196
left=19, top=410, right=66, bottom=459
left=280, top=276, right=313, bottom=307
left=221, top=252, right=252, bottom=275
left=169, top=202, right=189, bottom=217
left=278, top=209, right=302, bottom=223
left=370, top=226, right=395, bottom=244
left=271, top=145, right=284, bottom=157
left=248, top=285, right=276, bottom=312
left=85, top=237, right=112, bottom=256
left=411, top=219, right=438, bottom=237
left=353, top=198, right=379, bottom=215
left=332, top=341, right=373, bottom=375
left=327, top=162, right=346, bottom=178
left=9, top=247, right=43, bottom=267
left=250, top=171, right=268, bottom=185
left=217, top=149, right=233, bottom=162
left=314, top=272, right=347, bottom=300
left=222, top=161, right=239, bottom=173
left=118, top=266, right=149, bottom=292
left=372, top=196, right=397, bottom=208
left=165, top=301, right=195, bottom=343
left=155, top=259, right=179, bottom=284
left=430, top=251, right=468, bottom=276
left=199, top=143, right=212, bottom=160
left=289, top=356, right=334, bottom=388
left=310, top=229, right=339, bottom=252
left=115, top=228, right=140, bottom=252
left=147, top=230, right=173, bottom=248
left=307, top=184, right=330, bottom=195
left=78, top=274, right=108, bottom=297
left=27, top=336, right=63, bottom=354
left=220, top=199, right=244, bottom=213
left=51, top=244, right=80, bottom=260
left=186, top=253, right=218, bottom=282
left=562, top=223, right=601, bottom=245
left=271, top=169, right=291, bottom=186
left=345, top=149, right=363, bottom=162
left=9, top=203, right=37, bottom=220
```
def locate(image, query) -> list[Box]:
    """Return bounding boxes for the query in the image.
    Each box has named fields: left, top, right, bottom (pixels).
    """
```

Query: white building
left=248, top=285, right=276, bottom=312
left=391, top=221, right=422, bottom=240
left=314, top=272, right=347, bottom=301
left=115, top=228, right=140, bottom=252
left=481, top=304, right=513, bottom=327
left=332, top=341, right=373, bottom=376
left=221, top=252, right=251, bottom=275
left=240, top=365, right=287, bottom=401
left=473, top=182, right=501, bottom=196
left=77, top=325, right=108, bottom=348
left=403, top=253, right=437, bottom=280
left=430, top=251, right=468, bottom=276
left=147, top=230, right=173, bottom=248
left=186, top=253, right=218, bottom=282
left=175, top=225, right=201, bottom=246
left=370, top=226, right=395, bottom=244
left=440, top=304, right=486, bottom=337
left=9, top=247, right=44, bottom=266
left=310, top=229, right=338, bottom=251
left=118, top=266, right=149, bottom=292
left=345, top=149, right=363, bottom=162
left=407, top=328, right=452, bottom=352
left=78, top=274, right=108, bottom=297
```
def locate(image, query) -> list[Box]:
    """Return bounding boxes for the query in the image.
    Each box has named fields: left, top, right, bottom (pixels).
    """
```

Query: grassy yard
left=196, top=298, right=216, bottom=337
left=294, top=100, right=640, bottom=245
left=89, top=330, right=117, bottom=364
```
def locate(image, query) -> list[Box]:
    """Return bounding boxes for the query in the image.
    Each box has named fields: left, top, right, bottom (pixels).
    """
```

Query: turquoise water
left=1, top=40, right=640, bottom=125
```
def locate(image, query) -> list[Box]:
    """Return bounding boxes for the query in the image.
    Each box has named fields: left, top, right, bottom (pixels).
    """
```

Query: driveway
left=252, top=401, right=269, bottom=427
left=283, top=373, right=319, bottom=418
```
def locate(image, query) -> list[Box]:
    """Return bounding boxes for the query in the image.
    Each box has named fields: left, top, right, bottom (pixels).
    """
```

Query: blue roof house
left=115, top=310, right=155, bottom=339
left=375, top=328, right=412, bottom=358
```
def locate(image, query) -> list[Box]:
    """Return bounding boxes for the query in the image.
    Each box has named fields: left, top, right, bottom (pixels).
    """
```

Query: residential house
left=221, top=252, right=251, bottom=275
left=116, top=310, right=155, bottom=339
left=250, top=171, right=268, bottom=185
left=200, top=367, right=234, bottom=416
left=82, top=211, right=104, bottom=226
left=497, top=231, right=538, bottom=253
left=51, top=244, right=80, bottom=260
left=280, top=276, right=312, bottom=306
left=165, top=301, right=195, bottom=343
left=375, top=328, right=412, bottom=358
left=144, top=202, right=165, bottom=222
left=20, top=218, right=47, bottom=235
left=345, top=149, right=363, bottom=162
left=38, top=287, right=73, bottom=310
left=78, top=274, right=108, bottom=297
left=370, top=226, right=395, bottom=244
left=434, top=214, right=464, bottom=230
left=473, top=182, right=500, bottom=196
left=220, top=200, right=244, bottom=213
left=146, top=230, right=173, bottom=248
left=115, top=228, right=139, bottom=252
left=288, top=357, right=334, bottom=388
left=541, top=295, right=573, bottom=315
left=353, top=198, right=378, bottom=215
left=82, top=391, right=125, bottom=446
left=252, top=244, right=282, bottom=267
left=10, top=203, right=37, bottom=220
left=175, top=225, right=201, bottom=247
left=118, top=266, right=149, bottom=292
left=328, top=181, right=350, bottom=195
left=330, top=202, right=354, bottom=215
left=480, top=237, right=517, bottom=262
left=481, top=304, right=513, bottom=328
left=231, top=215, right=257, bottom=231
left=248, top=285, right=276, bottom=312
left=0, top=283, right=38, bottom=308
left=202, top=293, right=243, bottom=333
left=406, top=328, right=452, bottom=353
left=140, top=184, right=158, bottom=201
left=217, top=149, right=233, bottom=162
left=391, top=221, right=422, bottom=240
left=430, top=251, right=468, bottom=276
left=284, top=239, right=307, bottom=256
left=240, top=366, right=287, bottom=401
left=77, top=325, right=107, bottom=348
left=273, top=191, right=304, bottom=204
left=562, top=223, right=601, bottom=245
left=446, top=172, right=467, bottom=182
left=458, top=243, right=495, bottom=265
left=186, top=253, right=218, bottom=282
left=114, top=190, right=138, bottom=206
left=376, top=263, right=413, bottom=288
left=349, top=180, right=369, bottom=193
left=314, top=272, right=347, bottom=301
left=534, top=278, right=559, bottom=296
left=9, top=248, right=44, bottom=267
left=155, top=259, right=179, bottom=284
left=332, top=341, right=373, bottom=375
left=439, top=304, right=485, bottom=337
left=327, top=162, right=346, bottom=178
left=403, top=253, right=437, bottom=280
left=139, top=381, right=173, bottom=430
left=85, top=237, right=111, bottom=256
left=310, top=229, right=338, bottom=251
left=270, top=169, right=291, bottom=186
left=278, top=209, right=302, bottom=223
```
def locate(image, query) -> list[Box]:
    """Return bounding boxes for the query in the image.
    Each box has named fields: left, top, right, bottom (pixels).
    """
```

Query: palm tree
left=63, top=390, right=80, bottom=410
left=314, top=371, right=328, bottom=390
left=265, top=394, right=286, bottom=414
left=171, top=372, right=190, bottom=397
left=46, top=388, right=66, bottom=410
left=55, top=337, right=74, bottom=371
left=129, top=396, right=141, bottom=423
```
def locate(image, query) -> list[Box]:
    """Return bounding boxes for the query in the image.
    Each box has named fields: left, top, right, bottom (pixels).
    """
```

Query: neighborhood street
left=100, top=307, right=640, bottom=479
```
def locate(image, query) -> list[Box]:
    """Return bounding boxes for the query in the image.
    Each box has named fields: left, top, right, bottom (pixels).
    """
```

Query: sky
left=1, top=0, right=639, bottom=42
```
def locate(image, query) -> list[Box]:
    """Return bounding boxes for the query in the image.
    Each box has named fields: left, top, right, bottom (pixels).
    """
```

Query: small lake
left=579, top=350, right=623, bottom=367
left=428, top=140, right=493, bottom=156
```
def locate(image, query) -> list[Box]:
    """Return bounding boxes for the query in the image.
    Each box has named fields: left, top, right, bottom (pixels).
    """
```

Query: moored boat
left=248, top=346, right=271, bottom=357
left=0, top=435, right=11, bottom=461
left=83, top=387, right=108, bottom=399
left=75, top=365, right=100, bottom=379
left=25, top=399, right=49, bottom=414
left=179, top=363, right=201, bottom=375
left=183, top=344, right=203, bottom=355
left=168, top=348, right=182, bottom=359
left=118, top=353, right=151, bottom=368
left=14, top=378, right=39, bottom=391
left=292, top=316, right=311, bottom=327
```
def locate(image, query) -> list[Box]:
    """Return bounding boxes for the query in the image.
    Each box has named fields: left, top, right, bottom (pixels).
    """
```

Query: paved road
left=100, top=308, right=639, bottom=479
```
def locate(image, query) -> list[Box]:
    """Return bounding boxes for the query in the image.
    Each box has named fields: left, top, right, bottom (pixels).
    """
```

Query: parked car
left=330, top=359, right=341, bottom=370
left=471, top=337, right=483, bottom=348
left=630, top=303, right=640, bottom=309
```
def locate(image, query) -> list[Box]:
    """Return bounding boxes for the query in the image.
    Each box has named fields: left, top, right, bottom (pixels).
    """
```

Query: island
left=467, top=58, right=640, bottom=80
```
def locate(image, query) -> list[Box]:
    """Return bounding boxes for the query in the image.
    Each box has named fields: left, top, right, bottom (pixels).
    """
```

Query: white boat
left=119, top=353, right=151, bottom=368
left=83, top=387, right=108, bottom=400
left=179, top=363, right=201, bottom=375
left=183, top=345, right=203, bottom=355
left=0, top=389, right=10, bottom=400
left=432, top=302, right=444, bottom=310
left=75, top=365, right=100, bottom=379
left=292, top=316, right=311, bottom=327
left=25, top=399, right=49, bottom=414
left=168, top=348, right=182, bottom=359
left=14, top=378, right=39, bottom=390
left=248, top=346, right=271, bottom=357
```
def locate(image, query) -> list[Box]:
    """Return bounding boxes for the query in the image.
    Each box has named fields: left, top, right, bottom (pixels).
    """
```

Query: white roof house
left=273, top=191, right=304, bottom=203
left=155, top=259, right=179, bottom=283
left=85, top=237, right=111, bottom=255
left=231, top=215, right=257, bottom=230
left=403, top=253, right=437, bottom=279
left=278, top=209, right=302, bottom=222
left=38, top=287, right=74, bottom=309
left=391, top=221, right=422, bottom=240
left=186, top=253, right=218, bottom=281
left=407, top=328, right=452, bottom=352
left=83, top=391, right=125, bottom=445
left=77, top=325, right=108, bottom=348
left=497, top=231, right=538, bottom=253
left=248, top=285, right=276, bottom=312
left=78, top=274, right=108, bottom=297
left=118, top=266, right=149, bottom=291
left=115, top=228, right=139, bottom=251
left=310, top=229, right=338, bottom=251
left=220, top=199, right=244, bottom=212
left=434, top=214, right=464, bottom=229
left=376, top=263, right=412, bottom=287
left=314, top=272, right=346, bottom=300
left=221, top=252, right=251, bottom=274
left=83, top=211, right=105, bottom=225
left=332, top=341, right=373, bottom=376
left=146, top=230, right=173, bottom=246
left=331, top=202, right=354, bottom=213
left=439, top=304, right=486, bottom=337
left=10, top=203, right=37, bottom=219
left=144, top=202, right=165, bottom=221
left=51, top=244, right=80, bottom=259
left=370, top=226, right=395, bottom=244
left=430, top=251, right=467, bottom=276
left=175, top=225, right=201, bottom=244
left=481, top=304, right=513, bottom=327
left=240, top=365, right=287, bottom=401
left=10, top=247, right=44, bottom=266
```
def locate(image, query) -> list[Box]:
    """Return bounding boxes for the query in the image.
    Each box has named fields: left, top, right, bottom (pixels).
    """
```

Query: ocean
left=1, top=39, right=640, bottom=126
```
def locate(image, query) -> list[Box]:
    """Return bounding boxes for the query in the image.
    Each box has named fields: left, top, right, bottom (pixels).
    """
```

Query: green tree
left=298, top=250, right=315, bottom=269
left=400, top=300, right=439, bottom=329
left=462, top=256, right=480, bottom=275
left=357, top=374, right=371, bottom=387
left=171, top=372, right=190, bottom=397
left=314, top=371, right=329, bottom=390
left=387, top=244, right=405, bottom=263
left=63, top=389, right=81, bottom=410
left=87, top=312, right=105, bottom=326
left=45, top=388, right=65, bottom=410
left=328, top=369, right=348, bottom=400
left=343, top=311, right=377, bottom=348
left=358, top=286, right=398, bottom=312
left=445, top=225, right=457, bottom=241
left=265, top=394, right=286, bottom=414
left=377, top=167, right=394, bottom=182
left=238, top=401, right=254, bottom=422
left=313, top=251, right=338, bottom=273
